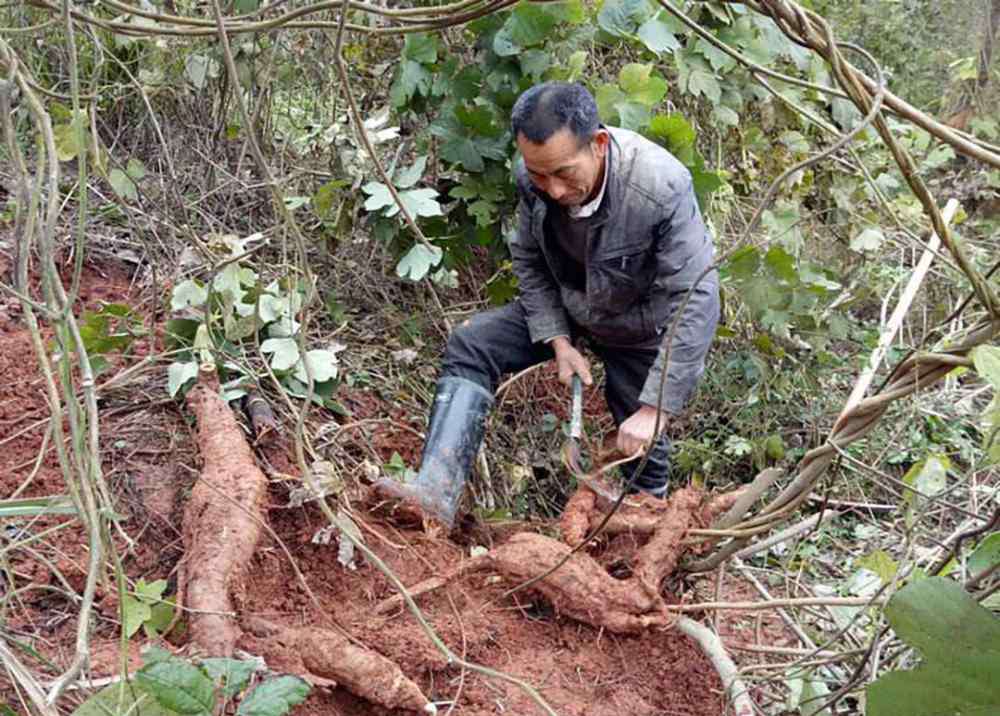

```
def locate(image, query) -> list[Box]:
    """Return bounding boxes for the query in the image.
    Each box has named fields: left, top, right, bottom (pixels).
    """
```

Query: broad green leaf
left=170, top=279, right=208, bottom=312
left=762, top=203, right=803, bottom=252
left=647, top=113, right=696, bottom=153
left=971, top=345, right=1000, bottom=388
left=396, top=244, right=443, bottom=282
left=390, top=60, right=432, bottom=106
left=260, top=337, right=300, bottom=371
left=713, top=105, right=740, bottom=127
left=135, top=578, right=167, bottom=604
left=597, top=0, right=654, bottom=38
left=867, top=578, right=1000, bottom=716
left=292, top=349, right=339, bottom=385
left=393, top=155, right=427, bottom=189
left=903, top=454, right=950, bottom=503
left=201, top=657, right=257, bottom=698
left=167, top=361, right=199, bottom=398
left=127, top=158, right=147, bottom=179
left=136, top=658, right=215, bottom=715
left=455, top=104, right=503, bottom=138
left=679, top=55, right=721, bottom=104
left=636, top=12, right=680, bottom=54
left=122, top=593, right=152, bottom=639
left=696, top=38, right=737, bottom=72
left=234, top=0, right=259, bottom=12
left=859, top=549, right=898, bottom=585
left=493, top=3, right=557, bottom=55
left=184, top=54, right=213, bottom=90
left=402, top=33, right=437, bottom=63
left=144, top=597, right=176, bottom=637
left=851, top=227, right=885, bottom=253
left=72, top=682, right=177, bottom=716
left=969, top=533, right=1000, bottom=577
left=236, top=675, right=310, bottom=716
left=109, top=168, right=139, bottom=201
left=311, top=180, right=347, bottom=219
left=725, top=246, right=760, bottom=280
left=764, top=245, right=796, bottom=283
left=54, top=111, right=87, bottom=162
left=779, top=130, right=809, bottom=154
left=361, top=183, right=442, bottom=219
left=618, top=63, right=668, bottom=106
left=595, top=84, right=627, bottom=124
left=520, top=49, right=551, bottom=79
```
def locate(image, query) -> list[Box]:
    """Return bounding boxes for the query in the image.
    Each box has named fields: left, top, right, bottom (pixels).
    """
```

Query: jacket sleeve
left=639, top=174, right=720, bottom=414
left=508, top=180, right=571, bottom=343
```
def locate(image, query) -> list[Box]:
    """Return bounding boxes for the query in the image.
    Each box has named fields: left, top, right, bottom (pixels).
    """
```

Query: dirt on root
left=1, top=254, right=730, bottom=715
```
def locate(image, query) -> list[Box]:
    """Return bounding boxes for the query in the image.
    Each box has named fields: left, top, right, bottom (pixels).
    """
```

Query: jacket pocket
left=590, top=248, right=654, bottom=313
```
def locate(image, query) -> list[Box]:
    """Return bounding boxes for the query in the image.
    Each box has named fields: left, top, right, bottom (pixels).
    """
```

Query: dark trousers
left=440, top=301, right=671, bottom=494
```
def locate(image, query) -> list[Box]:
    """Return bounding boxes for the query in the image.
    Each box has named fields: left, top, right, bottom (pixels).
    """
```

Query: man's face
left=517, top=127, right=609, bottom=208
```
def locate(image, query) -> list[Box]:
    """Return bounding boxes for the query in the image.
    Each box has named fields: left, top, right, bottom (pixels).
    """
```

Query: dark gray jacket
left=509, top=127, right=719, bottom=414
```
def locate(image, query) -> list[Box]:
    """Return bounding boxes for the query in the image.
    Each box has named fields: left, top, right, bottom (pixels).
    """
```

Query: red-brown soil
left=0, top=253, right=784, bottom=716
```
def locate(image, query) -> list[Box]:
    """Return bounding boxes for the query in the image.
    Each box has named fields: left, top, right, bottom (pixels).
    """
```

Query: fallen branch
left=676, top=617, right=754, bottom=716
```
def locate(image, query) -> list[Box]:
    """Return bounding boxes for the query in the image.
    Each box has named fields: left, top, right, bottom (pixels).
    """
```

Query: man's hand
left=550, top=336, right=592, bottom=387
left=616, top=404, right=670, bottom=457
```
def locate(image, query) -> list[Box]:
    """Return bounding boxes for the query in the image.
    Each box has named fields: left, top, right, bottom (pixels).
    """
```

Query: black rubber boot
left=623, top=434, right=671, bottom=498
left=374, top=376, right=494, bottom=528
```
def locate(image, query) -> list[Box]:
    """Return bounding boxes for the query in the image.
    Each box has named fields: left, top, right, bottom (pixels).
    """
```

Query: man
left=377, top=82, right=719, bottom=527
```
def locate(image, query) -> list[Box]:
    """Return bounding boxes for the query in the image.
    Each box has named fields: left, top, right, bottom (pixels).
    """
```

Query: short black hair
left=510, top=82, right=599, bottom=146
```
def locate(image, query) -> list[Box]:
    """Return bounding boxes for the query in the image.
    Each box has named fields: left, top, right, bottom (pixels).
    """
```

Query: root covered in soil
left=181, top=367, right=269, bottom=656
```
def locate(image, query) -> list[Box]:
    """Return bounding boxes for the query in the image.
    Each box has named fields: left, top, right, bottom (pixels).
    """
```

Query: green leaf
left=390, top=60, right=432, bottom=107
left=619, top=63, right=668, bottom=106
left=725, top=246, right=760, bottom=280
left=867, top=578, right=1000, bottom=716
left=127, top=158, right=147, bottom=180
left=402, top=33, right=437, bottom=63
left=779, top=130, right=809, bottom=154
left=135, top=578, right=167, bottom=604
left=859, top=549, right=898, bottom=585
left=636, top=12, right=680, bottom=54
left=851, top=227, right=885, bottom=253
left=144, top=597, right=176, bottom=637
left=494, top=3, right=557, bottom=55
left=971, top=345, right=1000, bottom=388
left=598, top=0, right=654, bottom=38
left=184, top=54, right=213, bottom=90
left=764, top=245, right=796, bottom=283
left=648, top=113, right=696, bottom=154
left=53, top=110, right=87, bottom=162
left=236, top=675, right=310, bottom=716
left=72, top=682, right=177, bottom=716
left=260, top=337, right=300, bottom=371
left=679, top=55, right=721, bottom=104
left=311, top=180, right=347, bottom=219
left=136, top=657, right=215, bottom=715
left=969, top=533, right=1000, bottom=577
left=170, top=279, right=208, bottom=312
left=903, top=454, right=950, bottom=502
left=109, top=168, right=139, bottom=201
left=393, top=155, right=427, bottom=189
left=201, top=657, right=257, bottom=698
left=122, top=593, right=152, bottom=639
left=167, top=361, right=199, bottom=398
left=396, top=244, right=443, bottom=282
left=292, top=349, right=339, bottom=385
left=361, top=183, right=442, bottom=219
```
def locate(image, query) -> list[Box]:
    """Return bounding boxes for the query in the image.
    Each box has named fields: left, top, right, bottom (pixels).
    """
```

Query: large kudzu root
left=633, top=488, right=704, bottom=596
left=299, top=628, right=435, bottom=713
left=378, top=486, right=742, bottom=634
left=246, top=618, right=435, bottom=713
left=489, top=532, right=664, bottom=633
left=182, top=368, right=269, bottom=656
left=559, top=487, right=596, bottom=546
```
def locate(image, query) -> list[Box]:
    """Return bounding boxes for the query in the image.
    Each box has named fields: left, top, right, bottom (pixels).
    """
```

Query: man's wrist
left=547, top=335, right=572, bottom=352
